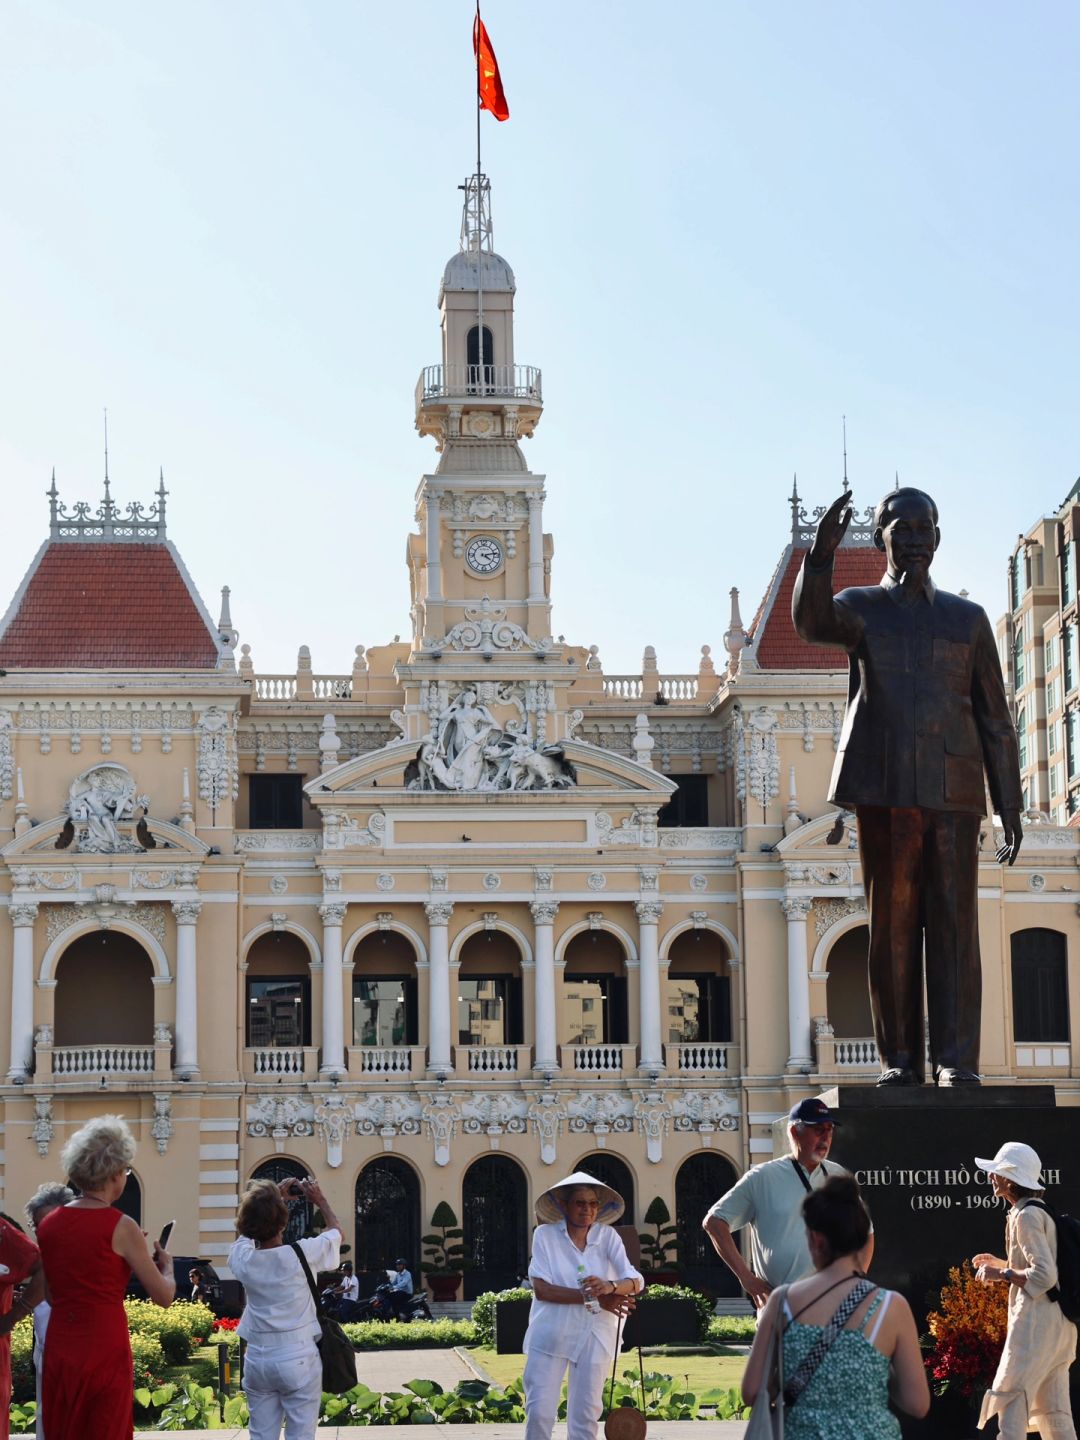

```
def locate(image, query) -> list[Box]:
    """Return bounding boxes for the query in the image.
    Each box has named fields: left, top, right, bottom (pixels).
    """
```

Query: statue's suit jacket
left=792, top=560, right=1022, bottom=817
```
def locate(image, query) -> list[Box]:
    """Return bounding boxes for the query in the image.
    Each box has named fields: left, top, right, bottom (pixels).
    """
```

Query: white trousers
left=993, top=1395, right=1077, bottom=1440
left=524, top=1335, right=614, bottom=1440
left=244, top=1338, right=322, bottom=1440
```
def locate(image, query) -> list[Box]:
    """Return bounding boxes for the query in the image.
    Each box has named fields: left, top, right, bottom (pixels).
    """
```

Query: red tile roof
left=749, top=545, right=885, bottom=670
left=0, top=543, right=221, bottom=669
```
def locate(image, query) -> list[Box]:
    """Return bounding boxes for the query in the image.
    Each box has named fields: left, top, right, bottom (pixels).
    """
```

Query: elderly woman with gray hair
left=37, top=1115, right=175, bottom=1440
left=23, top=1183, right=73, bottom=1440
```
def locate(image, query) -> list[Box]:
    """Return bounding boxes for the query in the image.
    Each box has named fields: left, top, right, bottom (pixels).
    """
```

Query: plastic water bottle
left=577, top=1263, right=600, bottom=1314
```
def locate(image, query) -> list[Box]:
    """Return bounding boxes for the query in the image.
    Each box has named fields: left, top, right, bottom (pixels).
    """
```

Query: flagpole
left=475, top=0, right=484, bottom=396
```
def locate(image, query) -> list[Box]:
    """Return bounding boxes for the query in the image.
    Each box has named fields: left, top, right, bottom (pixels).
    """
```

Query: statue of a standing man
left=793, top=487, right=1023, bottom=1086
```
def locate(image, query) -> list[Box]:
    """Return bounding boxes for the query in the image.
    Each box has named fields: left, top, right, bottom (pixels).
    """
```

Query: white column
left=781, top=898, right=814, bottom=1071
left=530, top=900, right=559, bottom=1071
left=7, top=902, right=39, bottom=1082
left=425, top=902, right=454, bottom=1075
left=527, top=493, right=545, bottom=600
left=319, top=902, right=347, bottom=1076
left=636, top=901, right=664, bottom=1071
left=172, top=899, right=203, bottom=1078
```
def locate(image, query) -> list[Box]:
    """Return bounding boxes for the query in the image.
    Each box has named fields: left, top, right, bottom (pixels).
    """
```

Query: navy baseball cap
left=789, top=1097, right=841, bottom=1126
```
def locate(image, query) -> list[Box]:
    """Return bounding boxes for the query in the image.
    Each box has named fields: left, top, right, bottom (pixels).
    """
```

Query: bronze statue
left=793, top=487, right=1023, bottom=1086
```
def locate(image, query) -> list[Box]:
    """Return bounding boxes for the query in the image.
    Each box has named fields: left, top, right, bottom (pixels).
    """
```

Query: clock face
left=465, top=535, right=503, bottom=574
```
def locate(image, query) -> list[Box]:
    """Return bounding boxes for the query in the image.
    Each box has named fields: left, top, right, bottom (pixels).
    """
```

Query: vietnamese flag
left=473, top=12, right=509, bottom=121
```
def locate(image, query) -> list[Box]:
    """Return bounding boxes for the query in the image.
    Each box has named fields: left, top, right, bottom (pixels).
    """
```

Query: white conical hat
left=534, top=1171, right=625, bottom=1226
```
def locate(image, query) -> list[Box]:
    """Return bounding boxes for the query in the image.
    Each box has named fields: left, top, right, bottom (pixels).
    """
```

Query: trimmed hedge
left=341, top=1318, right=476, bottom=1349
left=638, top=1284, right=715, bottom=1343
left=124, top=1298, right=214, bottom=1345
left=708, top=1314, right=756, bottom=1343
left=471, top=1287, right=531, bottom=1348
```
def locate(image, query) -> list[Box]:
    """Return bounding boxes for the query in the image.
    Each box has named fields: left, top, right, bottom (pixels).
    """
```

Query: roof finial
left=842, top=415, right=848, bottom=490
left=101, top=408, right=116, bottom=523
left=790, top=473, right=801, bottom=538
left=157, top=468, right=168, bottom=526
left=48, top=469, right=59, bottom=534
left=894, top=469, right=900, bottom=493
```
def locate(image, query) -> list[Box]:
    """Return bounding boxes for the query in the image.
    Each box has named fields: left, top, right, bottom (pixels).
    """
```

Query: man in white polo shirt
left=702, top=1097, right=872, bottom=1309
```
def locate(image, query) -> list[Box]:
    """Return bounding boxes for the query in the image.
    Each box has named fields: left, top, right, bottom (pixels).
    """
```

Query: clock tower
left=409, top=175, right=550, bottom=652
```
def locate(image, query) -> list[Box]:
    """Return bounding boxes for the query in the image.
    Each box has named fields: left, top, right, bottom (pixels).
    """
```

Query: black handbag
left=290, top=1242, right=358, bottom=1395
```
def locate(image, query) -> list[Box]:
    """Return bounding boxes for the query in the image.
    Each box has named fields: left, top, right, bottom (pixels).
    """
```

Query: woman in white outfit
left=229, top=1174, right=343, bottom=1440
left=523, top=1171, right=643, bottom=1440
left=973, top=1142, right=1077, bottom=1440
left=23, top=1181, right=73, bottom=1440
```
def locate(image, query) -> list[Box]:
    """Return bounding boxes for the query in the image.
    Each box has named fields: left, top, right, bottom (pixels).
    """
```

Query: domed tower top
left=416, top=175, right=542, bottom=448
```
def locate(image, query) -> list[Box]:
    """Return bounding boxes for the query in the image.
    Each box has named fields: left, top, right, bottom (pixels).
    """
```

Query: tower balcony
left=415, top=364, right=543, bottom=443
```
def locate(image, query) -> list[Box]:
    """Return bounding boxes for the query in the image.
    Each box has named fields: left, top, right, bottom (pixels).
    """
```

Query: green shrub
left=9, top=1317, right=34, bottom=1404
left=124, top=1298, right=214, bottom=1345
left=159, top=1326, right=193, bottom=1366
left=129, top=1330, right=167, bottom=1387
left=471, top=1288, right=532, bottom=1348
left=708, top=1314, right=757, bottom=1344
left=340, top=1317, right=476, bottom=1349
left=638, top=1284, right=714, bottom=1342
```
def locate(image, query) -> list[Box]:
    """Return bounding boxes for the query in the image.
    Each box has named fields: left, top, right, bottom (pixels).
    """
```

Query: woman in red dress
left=0, top=1212, right=42, bottom=1440
left=37, top=1115, right=175, bottom=1440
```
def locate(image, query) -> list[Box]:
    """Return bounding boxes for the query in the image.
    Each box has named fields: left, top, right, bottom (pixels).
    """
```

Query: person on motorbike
left=387, top=1258, right=413, bottom=1320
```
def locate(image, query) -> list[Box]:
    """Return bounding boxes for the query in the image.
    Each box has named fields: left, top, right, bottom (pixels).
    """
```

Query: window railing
left=353, top=1046, right=418, bottom=1077
left=834, top=1038, right=879, bottom=1067
left=52, top=1045, right=155, bottom=1075
left=246, top=1046, right=310, bottom=1076
left=668, top=1041, right=731, bottom=1073
left=565, top=1043, right=627, bottom=1073
left=461, top=1044, right=522, bottom=1075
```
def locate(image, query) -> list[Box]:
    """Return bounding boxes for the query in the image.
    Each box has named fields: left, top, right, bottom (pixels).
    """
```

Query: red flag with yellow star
left=473, top=13, right=509, bottom=121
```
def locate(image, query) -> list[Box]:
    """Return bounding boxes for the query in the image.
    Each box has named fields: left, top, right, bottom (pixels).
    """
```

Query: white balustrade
left=835, top=1038, right=879, bottom=1067
left=602, top=676, right=644, bottom=699
left=253, top=675, right=297, bottom=700
left=466, top=1045, right=520, bottom=1074
left=358, top=1047, right=415, bottom=1076
left=675, top=1042, right=730, bottom=1073
left=416, top=363, right=542, bottom=406
left=570, top=1044, right=625, bottom=1073
left=249, top=1047, right=306, bottom=1075
left=312, top=676, right=352, bottom=699
left=659, top=675, right=698, bottom=700
left=53, top=1045, right=155, bottom=1075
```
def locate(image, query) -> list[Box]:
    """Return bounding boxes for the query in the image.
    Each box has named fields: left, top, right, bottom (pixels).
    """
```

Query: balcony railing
left=415, top=363, right=542, bottom=408
left=834, top=1038, right=879, bottom=1068
left=565, top=1043, right=628, bottom=1073
left=247, top=1046, right=308, bottom=1076
left=53, top=1045, right=155, bottom=1076
left=353, top=1046, right=419, bottom=1077
left=668, top=1041, right=732, bottom=1073
left=461, top=1044, right=523, bottom=1075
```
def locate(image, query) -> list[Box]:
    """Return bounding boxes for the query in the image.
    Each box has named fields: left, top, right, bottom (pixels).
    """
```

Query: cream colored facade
left=2, top=179, right=1077, bottom=1296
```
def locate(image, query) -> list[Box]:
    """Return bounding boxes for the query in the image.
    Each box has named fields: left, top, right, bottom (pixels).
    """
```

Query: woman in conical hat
left=972, top=1142, right=1077, bottom=1440
left=522, top=1172, right=643, bottom=1440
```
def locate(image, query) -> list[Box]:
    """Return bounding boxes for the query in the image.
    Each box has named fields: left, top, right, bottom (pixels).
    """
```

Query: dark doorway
left=573, top=1153, right=636, bottom=1227
left=354, top=1158, right=421, bottom=1294
left=115, top=1171, right=142, bottom=1225
left=676, top=1152, right=740, bottom=1296
left=467, top=324, right=494, bottom=389
left=251, top=1158, right=312, bottom=1246
left=463, top=1156, right=527, bottom=1298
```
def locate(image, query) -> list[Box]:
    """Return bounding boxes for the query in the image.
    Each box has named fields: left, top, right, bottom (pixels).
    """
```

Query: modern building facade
left=2, top=178, right=1077, bottom=1298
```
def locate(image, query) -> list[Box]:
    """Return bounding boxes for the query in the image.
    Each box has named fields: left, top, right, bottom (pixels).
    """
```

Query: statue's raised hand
left=809, top=490, right=853, bottom=566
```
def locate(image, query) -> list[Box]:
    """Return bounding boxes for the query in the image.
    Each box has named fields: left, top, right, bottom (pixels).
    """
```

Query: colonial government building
left=2, top=178, right=1077, bottom=1297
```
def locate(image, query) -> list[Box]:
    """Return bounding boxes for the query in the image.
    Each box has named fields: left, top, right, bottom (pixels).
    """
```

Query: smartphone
left=158, top=1219, right=175, bottom=1251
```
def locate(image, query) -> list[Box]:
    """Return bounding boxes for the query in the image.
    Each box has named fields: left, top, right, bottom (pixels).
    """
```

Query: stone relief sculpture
left=58, top=764, right=151, bottom=853
left=406, top=686, right=576, bottom=792
left=432, top=596, right=552, bottom=657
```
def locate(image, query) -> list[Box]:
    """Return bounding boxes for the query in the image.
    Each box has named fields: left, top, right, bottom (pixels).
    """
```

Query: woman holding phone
left=37, top=1114, right=175, bottom=1440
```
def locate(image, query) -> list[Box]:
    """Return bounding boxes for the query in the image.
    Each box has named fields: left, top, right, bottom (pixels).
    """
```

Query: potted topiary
left=638, top=1196, right=681, bottom=1286
left=420, top=1201, right=472, bottom=1302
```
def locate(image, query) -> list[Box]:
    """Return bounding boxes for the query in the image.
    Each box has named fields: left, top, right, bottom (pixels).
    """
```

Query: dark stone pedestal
left=823, top=1084, right=1078, bottom=1439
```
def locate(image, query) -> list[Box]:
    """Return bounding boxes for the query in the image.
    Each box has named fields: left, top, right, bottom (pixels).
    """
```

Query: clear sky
left=2, top=2, right=1078, bottom=676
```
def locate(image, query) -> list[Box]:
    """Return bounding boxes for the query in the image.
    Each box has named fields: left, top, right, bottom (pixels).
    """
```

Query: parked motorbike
left=322, top=1281, right=433, bottom=1324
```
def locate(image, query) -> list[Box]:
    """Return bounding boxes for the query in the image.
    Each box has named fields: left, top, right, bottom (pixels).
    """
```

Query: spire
left=842, top=415, right=848, bottom=490
left=157, top=469, right=168, bottom=526
left=459, top=173, right=493, bottom=254
left=790, top=474, right=802, bottom=539
left=47, top=470, right=59, bottom=535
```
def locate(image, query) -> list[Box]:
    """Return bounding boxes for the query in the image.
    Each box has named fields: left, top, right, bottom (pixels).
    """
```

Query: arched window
left=1011, top=929, right=1069, bottom=1043
left=352, top=932, right=418, bottom=1047
left=664, top=931, right=731, bottom=1044
left=246, top=933, right=311, bottom=1049
left=675, top=1153, right=740, bottom=1297
left=466, top=324, right=494, bottom=380
left=250, top=1158, right=312, bottom=1246
left=457, top=930, right=523, bottom=1048
left=116, top=1171, right=142, bottom=1226
left=354, top=1158, right=420, bottom=1293
left=573, top=1153, right=636, bottom=1227
left=825, top=926, right=873, bottom=1037
left=463, top=1156, right=527, bottom=1299
left=55, top=933, right=154, bottom=1049
left=562, top=931, right=629, bottom=1046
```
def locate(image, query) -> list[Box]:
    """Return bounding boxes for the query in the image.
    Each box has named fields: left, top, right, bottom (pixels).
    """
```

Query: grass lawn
left=465, top=1347, right=746, bottom=1394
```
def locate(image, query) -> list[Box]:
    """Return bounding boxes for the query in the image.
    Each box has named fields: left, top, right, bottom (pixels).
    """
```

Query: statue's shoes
left=936, top=1068, right=981, bottom=1086
left=876, top=1067, right=919, bottom=1086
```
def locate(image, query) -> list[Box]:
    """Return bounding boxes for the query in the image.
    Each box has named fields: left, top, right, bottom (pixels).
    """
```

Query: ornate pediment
left=3, top=813, right=210, bottom=860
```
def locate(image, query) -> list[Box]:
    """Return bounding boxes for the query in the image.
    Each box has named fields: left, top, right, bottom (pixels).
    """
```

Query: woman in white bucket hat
left=972, top=1142, right=1077, bottom=1438
left=522, top=1171, right=643, bottom=1440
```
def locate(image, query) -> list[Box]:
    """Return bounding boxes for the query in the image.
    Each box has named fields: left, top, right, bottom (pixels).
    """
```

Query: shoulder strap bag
left=783, top=1278, right=875, bottom=1407
left=290, top=1241, right=358, bottom=1395
left=744, top=1285, right=786, bottom=1440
